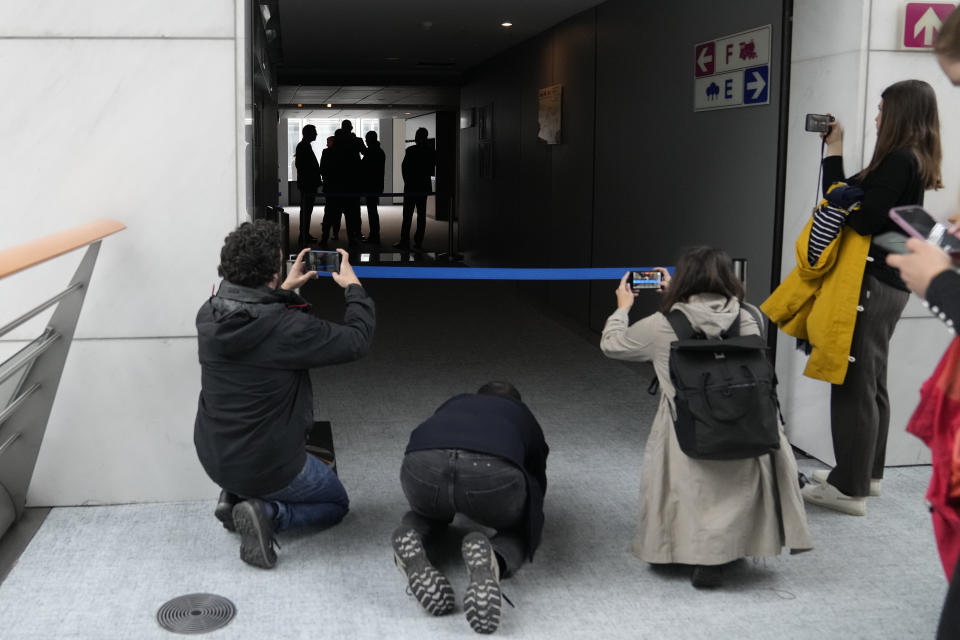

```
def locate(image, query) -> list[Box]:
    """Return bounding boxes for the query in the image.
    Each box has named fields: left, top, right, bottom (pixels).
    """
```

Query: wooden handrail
left=0, top=219, right=126, bottom=280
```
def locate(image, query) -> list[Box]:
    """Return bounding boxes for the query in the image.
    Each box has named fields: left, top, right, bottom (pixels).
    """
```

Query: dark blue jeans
left=260, top=454, right=349, bottom=532
left=399, top=449, right=527, bottom=576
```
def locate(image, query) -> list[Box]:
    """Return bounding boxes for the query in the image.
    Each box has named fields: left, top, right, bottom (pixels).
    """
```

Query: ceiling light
left=501, top=22, right=513, bottom=28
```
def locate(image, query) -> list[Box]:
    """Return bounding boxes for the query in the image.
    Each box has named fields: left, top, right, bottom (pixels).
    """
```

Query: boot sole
left=233, top=502, right=277, bottom=569
left=392, top=529, right=455, bottom=616
left=462, top=533, right=501, bottom=634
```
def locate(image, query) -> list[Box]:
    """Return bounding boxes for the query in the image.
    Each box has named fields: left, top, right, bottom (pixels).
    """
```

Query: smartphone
left=804, top=113, right=835, bottom=133
left=871, top=231, right=910, bottom=255
left=630, top=270, right=662, bottom=292
left=307, top=250, right=341, bottom=273
left=889, top=206, right=960, bottom=255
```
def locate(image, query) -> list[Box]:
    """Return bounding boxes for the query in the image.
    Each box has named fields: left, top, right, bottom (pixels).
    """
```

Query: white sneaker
left=801, top=480, right=866, bottom=516
left=811, top=469, right=881, bottom=497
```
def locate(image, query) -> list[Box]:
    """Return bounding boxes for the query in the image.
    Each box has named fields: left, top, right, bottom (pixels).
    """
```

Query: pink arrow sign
left=903, top=3, right=956, bottom=48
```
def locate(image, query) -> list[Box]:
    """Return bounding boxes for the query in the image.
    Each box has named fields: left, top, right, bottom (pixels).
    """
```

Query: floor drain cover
left=157, top=593, right=236, bottom=634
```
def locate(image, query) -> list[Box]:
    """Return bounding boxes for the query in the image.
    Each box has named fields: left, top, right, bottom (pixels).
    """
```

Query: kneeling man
left=392, top=382, right=549, bottom=634
left=194, top=220, right=375, bottom=568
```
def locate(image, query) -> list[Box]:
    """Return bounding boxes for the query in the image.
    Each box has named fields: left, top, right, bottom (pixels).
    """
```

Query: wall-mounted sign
left=537, top=85, right=563, bottom=145
left=902, top=2, right=956, bottom=49
left=694, top=25, right=771, bottom=112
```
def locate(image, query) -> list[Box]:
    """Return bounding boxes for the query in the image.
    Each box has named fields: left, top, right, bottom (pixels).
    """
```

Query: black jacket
left=927, top=270, right=960, bottom=334
left=401, top=143, right=435, bottom=194
left=194, top=281, right=375, bottom=496
left=295, top=140, right=322, bottom=191
left=405, top=393, right=549, bottom=560
left=361, top=141, right=386, bottom=194
left=822, top=149, right=924, bottom=291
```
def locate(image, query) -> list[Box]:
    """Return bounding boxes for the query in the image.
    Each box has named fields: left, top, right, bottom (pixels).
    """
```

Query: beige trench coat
left=601, top=293, right=813, bottom=565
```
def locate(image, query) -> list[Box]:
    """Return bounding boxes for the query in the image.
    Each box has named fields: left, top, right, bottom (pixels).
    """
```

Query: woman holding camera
left=600, top=247, right=811, bottom=588
left=801, top=80, right=943, bottom=515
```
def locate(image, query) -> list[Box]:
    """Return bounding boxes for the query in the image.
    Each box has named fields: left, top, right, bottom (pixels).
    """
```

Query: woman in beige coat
left=601, top=247, right=812, bottom=588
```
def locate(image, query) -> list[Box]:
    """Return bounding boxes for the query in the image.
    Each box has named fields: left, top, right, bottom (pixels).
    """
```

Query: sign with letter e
left=902, top=3, right=956, bottom=49
left=694, top=25, right=771, bottom=112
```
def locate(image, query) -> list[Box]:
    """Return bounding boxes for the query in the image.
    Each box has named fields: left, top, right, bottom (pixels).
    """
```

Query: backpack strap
left=740, top=302, right=767, bottom=341
left=666, top=309, right=699, bottom=340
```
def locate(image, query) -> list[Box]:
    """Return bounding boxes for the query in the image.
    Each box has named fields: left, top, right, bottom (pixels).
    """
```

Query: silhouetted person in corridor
left=320, top=128, right=364, bottom=251
left=361, top=130, right=385, bottom=244
left=395, top=127, right=435, bottom=250
left=295, top=124, right=322, bottom=250
left=319, top=135, right=342, bottom=243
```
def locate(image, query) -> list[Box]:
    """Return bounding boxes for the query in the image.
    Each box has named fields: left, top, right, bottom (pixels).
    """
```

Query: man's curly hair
left=218, top=220, right=282, bottom=287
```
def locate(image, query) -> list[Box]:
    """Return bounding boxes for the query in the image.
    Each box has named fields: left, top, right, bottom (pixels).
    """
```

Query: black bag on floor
left=665, top=304, right=780, bottom=460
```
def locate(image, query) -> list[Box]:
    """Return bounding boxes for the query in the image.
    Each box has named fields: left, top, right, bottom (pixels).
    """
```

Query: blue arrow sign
left=743, top=64, right=769, bottom=104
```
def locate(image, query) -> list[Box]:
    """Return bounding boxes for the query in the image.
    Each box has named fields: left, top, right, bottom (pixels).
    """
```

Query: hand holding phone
left=307, top=250, right=342, bottom=273
left=630, top=270, right=663, bottom=293
left=889, top=206, right=960, bottom=256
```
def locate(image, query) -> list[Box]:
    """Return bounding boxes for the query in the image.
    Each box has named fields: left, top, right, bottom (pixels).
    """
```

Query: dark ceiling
left=274, top=0, right=605, bottom=88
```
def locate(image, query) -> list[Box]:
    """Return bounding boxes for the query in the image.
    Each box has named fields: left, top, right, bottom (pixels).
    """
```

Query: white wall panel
left=0, top=39, right=238, bottom=339
left=0, top=0, right=234, bottom=39
left=792, top=0, right=869, bottom=61
left=26, top=338, right=216, bottom=505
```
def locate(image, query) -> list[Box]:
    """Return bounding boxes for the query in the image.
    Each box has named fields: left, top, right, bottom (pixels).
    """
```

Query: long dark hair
left=659, top=247, right=745, bottom=313
left=858, top=79, right=942, bottom=190
left=935, top=8, right=960, bottom=60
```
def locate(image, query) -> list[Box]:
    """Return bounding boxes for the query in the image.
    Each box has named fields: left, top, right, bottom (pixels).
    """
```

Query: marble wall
left=780, top=0, right=960, bottom=465
left=0, top=0, right=245, bottom=504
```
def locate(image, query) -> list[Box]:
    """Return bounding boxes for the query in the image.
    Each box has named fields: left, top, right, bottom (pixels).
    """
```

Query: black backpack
left=664, top=304, right=780, bottom=460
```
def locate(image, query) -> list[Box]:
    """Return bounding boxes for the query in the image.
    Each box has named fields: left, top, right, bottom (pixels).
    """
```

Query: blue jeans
left=260, top=454, right=349, bottom=532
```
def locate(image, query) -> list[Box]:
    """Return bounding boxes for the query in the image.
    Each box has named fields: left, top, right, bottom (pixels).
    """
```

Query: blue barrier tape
left=315, top=267, right=673, bottom=280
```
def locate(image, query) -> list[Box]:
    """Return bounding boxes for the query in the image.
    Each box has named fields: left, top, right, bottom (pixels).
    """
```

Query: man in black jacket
left=361, top=130, right=385, bottom=245
left=194, top=220, right=375, bottom=569
left=395, top=127, right=435, bottom=250
left=294, top=124, right=322, bottom=251
left=391, top=382, right=548, bottom=634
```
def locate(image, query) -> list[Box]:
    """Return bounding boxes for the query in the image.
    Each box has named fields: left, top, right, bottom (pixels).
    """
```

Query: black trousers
left=365, top=195, right=381, bottom=238
left=399, top=448, right=527, bottom=577
left=343, top=197, right=362, bottom=245
left=322, top=196, right=344, bottom=241
left=400, top=195, right=427, bottom=246
left=828, top=273, right=908, bottom=497
left=298, top=186, right=318, bottom=250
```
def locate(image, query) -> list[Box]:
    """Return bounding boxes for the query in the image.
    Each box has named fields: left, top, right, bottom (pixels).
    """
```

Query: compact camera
left=306, top=250, right=341, bottom=273
left=804, top=113, right=835, bottom=134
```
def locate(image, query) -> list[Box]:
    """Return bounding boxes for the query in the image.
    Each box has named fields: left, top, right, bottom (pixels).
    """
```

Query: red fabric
left=907, top=337, right=960, bottom=579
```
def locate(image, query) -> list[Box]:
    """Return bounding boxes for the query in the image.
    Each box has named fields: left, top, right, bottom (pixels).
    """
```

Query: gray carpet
left=0, top=280, right=946, bottom=638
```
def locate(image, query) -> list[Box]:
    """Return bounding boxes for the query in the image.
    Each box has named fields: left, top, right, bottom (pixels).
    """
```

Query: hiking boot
left=801, top=479, right=866, bottom=516
left=214, top=489, right=240, bottom=532
left=462, top=532, right=502, bottom=634
left=391, top=527, right=455, bottom=616
left=232, top=499, right=279, bottom=569
left=811, top=469, right=880, bottom=497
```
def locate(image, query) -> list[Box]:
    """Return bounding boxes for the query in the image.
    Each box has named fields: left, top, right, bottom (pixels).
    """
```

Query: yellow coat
left=760, top=216, right=870, bottom=385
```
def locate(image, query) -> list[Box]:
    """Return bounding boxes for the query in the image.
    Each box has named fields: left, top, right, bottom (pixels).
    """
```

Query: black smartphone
left=804, top=113, right=835, bottom=133
left=307, top=250, right=341, bottom=273
left=630, top=270, right=662, bottom=293
left=889, top=206, right=960, bottom=255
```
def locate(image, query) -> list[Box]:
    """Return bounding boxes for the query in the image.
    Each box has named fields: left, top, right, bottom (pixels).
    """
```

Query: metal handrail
left=0, top=331, right=59, bottom=388
left=0, top=383, right=39, bottom=426
left=0, top=283, right=83, bottom=338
